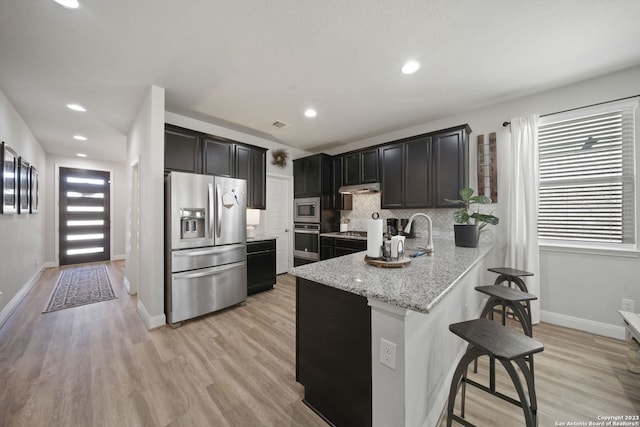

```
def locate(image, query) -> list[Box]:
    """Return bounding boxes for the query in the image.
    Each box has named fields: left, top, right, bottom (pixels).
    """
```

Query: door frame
left=126, top=159, right=140, bottom=295
left=54, top=164, right=114, bottom=267
left=266, top=173, right=293, bottom=274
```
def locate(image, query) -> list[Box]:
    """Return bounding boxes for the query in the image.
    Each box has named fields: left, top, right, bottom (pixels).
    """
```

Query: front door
left=59, top=167, right=111, bottom=265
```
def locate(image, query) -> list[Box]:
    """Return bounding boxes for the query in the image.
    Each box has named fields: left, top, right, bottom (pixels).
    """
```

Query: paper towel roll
left=367, top=219, right=383, bottom=258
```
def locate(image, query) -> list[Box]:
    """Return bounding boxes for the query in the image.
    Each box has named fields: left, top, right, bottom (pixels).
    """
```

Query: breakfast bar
left=291, top=237, right=496, bottom=427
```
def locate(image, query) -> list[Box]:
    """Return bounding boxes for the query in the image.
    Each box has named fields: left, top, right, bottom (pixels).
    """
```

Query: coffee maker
left=386, top=218, right=399, bottom=236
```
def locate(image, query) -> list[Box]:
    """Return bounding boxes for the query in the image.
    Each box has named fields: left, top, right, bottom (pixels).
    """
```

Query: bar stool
left=488, top=267, right=534, bottom=292
left=473, top=285, right=538, bottom=378
left=487, top=267, right=535, bottom=333
left=447, top=319, right=544, bottom=427
left=476, top=285, right=537, bottom=337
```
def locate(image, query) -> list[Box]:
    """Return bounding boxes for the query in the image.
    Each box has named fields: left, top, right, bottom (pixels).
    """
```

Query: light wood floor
left=0, top=261, right=638, bottom=426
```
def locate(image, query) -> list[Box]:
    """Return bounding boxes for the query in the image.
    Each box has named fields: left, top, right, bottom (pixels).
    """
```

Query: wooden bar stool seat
left=447, top=319, right=544, bottom=427
left=476, top=285, right=537, bottom=337
left=488, top=267, right=534, bottom=292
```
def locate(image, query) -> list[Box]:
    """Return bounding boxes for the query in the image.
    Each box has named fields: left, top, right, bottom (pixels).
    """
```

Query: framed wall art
left=18, top=157, right=30, bottom=214
left=1, top=142, right=18, bottom=214
left=30, top=166, right=39, bottom=213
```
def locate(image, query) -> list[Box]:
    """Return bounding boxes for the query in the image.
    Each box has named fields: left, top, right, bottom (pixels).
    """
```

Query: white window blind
left=538, top=100, right=636, bottom=244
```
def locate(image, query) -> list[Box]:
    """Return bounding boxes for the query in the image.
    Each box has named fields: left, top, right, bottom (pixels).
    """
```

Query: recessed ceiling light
left=73, top=135, right=87, bottom=141
left=304, top=109, right=317, bottom=118
left=76, top=153, right=87, bottom=158
left=401, top=61, right=421, bottom=75
left=53, top=0, right=80, bottom=9
left=67, top=103, right=86, bottom=112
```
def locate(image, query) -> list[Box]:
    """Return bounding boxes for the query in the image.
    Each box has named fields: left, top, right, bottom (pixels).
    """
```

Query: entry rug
left=43, top=265, right=117, bottom=313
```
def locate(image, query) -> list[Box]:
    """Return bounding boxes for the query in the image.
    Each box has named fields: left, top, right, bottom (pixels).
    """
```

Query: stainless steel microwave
left=294, top=197, right=320, bottom=223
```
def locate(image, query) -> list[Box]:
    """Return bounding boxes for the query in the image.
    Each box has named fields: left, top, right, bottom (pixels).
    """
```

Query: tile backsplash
left=340, top=193, right=458, bottom=238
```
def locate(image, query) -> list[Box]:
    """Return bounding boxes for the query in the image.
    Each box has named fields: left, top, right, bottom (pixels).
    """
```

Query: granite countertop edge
left=289, top=237, right=494, bottom=314
left=320, top=232, right=367, bottom=240
left=246, top=235, right=278, bottom=242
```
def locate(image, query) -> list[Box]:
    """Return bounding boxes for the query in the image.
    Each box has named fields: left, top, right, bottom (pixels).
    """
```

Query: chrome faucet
left=404, top=213, right=434, bottom=253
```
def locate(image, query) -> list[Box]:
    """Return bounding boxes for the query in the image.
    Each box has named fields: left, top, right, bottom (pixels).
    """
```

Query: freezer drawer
left=170, top=244, right=246, bottom=273
left=168, top=261, right=247, bottom=325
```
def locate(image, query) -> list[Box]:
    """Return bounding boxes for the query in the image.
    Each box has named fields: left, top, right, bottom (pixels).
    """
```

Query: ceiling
left=1, top=1, right=639, bottom=163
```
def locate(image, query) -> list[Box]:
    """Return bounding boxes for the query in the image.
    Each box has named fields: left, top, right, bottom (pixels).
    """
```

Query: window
left=538, top=99, right=637, bottom=246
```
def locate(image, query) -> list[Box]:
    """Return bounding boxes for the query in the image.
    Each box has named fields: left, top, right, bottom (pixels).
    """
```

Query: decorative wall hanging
left=477, top=133, right=498, bottom=203
left=1, top=142, right=18, bottom=214
left=271, top=148, right=289, bottom=168
left=30, top=166, right=39, bottom=213
left=18, top=157, right=30, bottom=214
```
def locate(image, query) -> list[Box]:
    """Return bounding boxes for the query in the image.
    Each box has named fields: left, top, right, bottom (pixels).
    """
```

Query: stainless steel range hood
left=338, top=182, right=380, bottom=194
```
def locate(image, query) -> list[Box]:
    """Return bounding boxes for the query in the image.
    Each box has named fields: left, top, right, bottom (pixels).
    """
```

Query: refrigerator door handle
left=216, top=183, right=223, bottom=238
left=208, top=182, right=214, bottom=239
left=173, top=262, right=246, bottom=280
left=173, top=244, right=245, bottom=258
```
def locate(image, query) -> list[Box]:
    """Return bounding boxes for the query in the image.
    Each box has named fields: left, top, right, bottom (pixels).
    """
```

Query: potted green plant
left=445, top=188, right=499, bottom=248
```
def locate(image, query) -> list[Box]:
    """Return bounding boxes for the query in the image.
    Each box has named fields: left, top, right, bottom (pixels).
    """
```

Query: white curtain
left=506, top=115, right=541, bottom=323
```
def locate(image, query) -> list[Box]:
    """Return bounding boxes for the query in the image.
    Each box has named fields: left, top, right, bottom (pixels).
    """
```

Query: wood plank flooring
left=0, top=262, right=325, bottom=427
left=0, top=261, right=638, bottom=426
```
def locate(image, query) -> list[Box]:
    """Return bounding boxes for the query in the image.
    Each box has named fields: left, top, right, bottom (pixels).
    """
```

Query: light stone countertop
left=246, top=235, right=278, bottom=242
left=320, top=231, right=368, bottom=241
left=290, top=237, right=494, bottom=314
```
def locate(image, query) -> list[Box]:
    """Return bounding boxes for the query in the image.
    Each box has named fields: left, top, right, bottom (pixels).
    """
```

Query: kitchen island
left=291, top=236, right=497, bottom=427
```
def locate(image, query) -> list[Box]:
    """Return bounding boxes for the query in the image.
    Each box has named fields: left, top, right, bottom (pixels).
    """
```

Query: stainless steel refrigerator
left=165, top=172, right=247, bottom=326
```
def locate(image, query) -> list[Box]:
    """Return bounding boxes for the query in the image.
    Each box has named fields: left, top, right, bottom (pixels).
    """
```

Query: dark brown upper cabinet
left=403, top=137, right=432, bottom=208
left=379, top=143, right=404, bottom=208
left=331, top=156, right=352, bottom=210
left=164, top=126, right=201, bottom=173
left=379, top=124, right=469, bottom=209
left=360, top=149, right=379, bottom=183
left=342, top=149, right=379, bottom=186
left=204, top=136, right=235, bottom=177
left=432, top=128, right=468, bottom=208
left=293, top=154, right=333, bottom=198
left=164, top=124, right=267, bottom=209
left=236, top=145, right=267, bottom=209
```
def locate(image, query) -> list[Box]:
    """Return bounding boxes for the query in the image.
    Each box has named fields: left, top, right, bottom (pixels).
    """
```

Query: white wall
left=126, top=85, right=166, bottom=329
left=328, top=65, right=640, bottom=338
left=44, top=155, right=127, bottom=264
left=0, top=89, right=46, bottom=321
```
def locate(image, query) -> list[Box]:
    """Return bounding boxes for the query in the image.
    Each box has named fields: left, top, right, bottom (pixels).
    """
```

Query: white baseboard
left=0, top=267, right=43, bottom=329
left=112, top=254, right=126, bottom=261
left=541, top=310, right=626, bottom=340
left=137, top=299, right=166, bottom=330
left=43, top=261, right=57, bottom=269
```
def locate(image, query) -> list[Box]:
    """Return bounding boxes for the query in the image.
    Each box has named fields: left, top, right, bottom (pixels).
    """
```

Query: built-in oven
left=293, top=223, right=320, bottom=261
left=294, top=197, right=320, bottom=223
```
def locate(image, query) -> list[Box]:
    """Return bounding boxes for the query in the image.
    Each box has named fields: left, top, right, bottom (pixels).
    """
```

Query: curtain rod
left=502, top=94, right=640, bottom=127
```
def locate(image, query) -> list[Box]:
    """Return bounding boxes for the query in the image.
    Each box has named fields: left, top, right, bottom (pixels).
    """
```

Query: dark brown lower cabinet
left=320, top=236, right=366, bottom=260
left=296, top=278, right=372, bottom=427
left=246, top=239, right=276, bottom=295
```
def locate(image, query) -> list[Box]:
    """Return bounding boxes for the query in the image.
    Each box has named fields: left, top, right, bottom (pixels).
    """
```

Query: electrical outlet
left=414, top=232, right=422, bottom=238
left=379, top=338, right=396, bottom=370
left=622, top=299, right=635, bottom=313
left=463, top=304, right=469, bottom=320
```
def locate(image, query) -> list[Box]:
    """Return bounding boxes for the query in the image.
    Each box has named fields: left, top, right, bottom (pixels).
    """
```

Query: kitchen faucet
left=404, top=213, right=434, bottom=253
